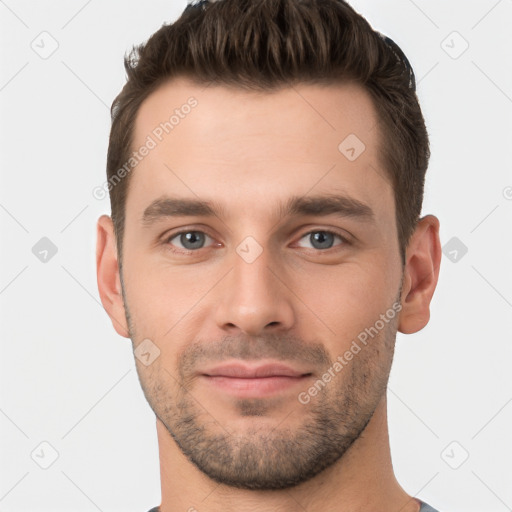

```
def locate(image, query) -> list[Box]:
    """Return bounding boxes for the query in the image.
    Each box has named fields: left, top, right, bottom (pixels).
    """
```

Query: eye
left=296, top=230, right=348, bottom=250
left=165, top=230, right=216, bottom=251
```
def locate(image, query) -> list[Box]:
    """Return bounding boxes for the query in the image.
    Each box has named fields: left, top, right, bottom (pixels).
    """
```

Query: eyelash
left=161, top=228, right=351, bottom=254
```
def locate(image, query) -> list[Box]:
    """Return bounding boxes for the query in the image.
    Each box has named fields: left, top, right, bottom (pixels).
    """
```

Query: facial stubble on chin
left=121, top=270, right=401, bottom=491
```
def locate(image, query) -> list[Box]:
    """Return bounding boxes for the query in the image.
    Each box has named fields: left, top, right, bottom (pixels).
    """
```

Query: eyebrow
left=141, top=194, right=375, bottom=226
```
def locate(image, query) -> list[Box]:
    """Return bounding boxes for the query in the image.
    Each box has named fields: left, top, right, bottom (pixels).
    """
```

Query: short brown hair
left=107, top=0, right=429, bottom=266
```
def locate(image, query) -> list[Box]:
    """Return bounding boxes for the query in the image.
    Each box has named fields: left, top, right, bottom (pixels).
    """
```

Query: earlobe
left=96, top=215, right=130, bottom=338
left=397, top=215, right=442, bottom=335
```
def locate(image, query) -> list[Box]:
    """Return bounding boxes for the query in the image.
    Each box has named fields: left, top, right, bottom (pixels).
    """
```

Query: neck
left=156, top=396, right=420, bottom=512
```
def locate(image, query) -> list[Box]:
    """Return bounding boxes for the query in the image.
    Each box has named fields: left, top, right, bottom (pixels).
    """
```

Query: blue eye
left=166, top=231, right=214, bottom=251
left=163, top=228, right=348, bottom=254
left=297, top=230, right=347, bottom=250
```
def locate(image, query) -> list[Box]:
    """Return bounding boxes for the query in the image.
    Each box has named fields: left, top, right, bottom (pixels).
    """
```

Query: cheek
left=288, top=258, right=399, bottom=343
left=123, top=236, right=401, bottom=353
left=124, top=249, right=199, bottom=312
left=122, top=254, right=213, bottom=359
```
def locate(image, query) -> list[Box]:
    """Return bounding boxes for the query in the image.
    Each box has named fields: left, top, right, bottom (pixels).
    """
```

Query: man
left=96, top=0, right=442, bottom=510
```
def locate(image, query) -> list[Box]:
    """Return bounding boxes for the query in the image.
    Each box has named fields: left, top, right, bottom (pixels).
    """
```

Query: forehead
left=127, top=77, right=394, bottom=225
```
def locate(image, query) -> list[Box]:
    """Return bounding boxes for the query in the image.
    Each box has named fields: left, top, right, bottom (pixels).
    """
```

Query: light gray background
left=1, top=0, right=511, bottom=511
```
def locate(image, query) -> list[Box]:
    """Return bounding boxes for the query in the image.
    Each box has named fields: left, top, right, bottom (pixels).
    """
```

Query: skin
left=96, top=77, right=441, bottom=512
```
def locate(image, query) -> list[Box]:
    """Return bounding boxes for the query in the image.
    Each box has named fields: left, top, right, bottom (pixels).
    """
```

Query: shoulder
left=419, top=501, right=442, bottom=512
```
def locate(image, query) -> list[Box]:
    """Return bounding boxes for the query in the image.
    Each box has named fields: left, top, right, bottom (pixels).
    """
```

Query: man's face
left=120, top=77, right=404, bottom=489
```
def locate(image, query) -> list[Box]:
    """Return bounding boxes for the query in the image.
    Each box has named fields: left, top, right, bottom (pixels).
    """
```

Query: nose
left=214, top=244, right=296, bottom=336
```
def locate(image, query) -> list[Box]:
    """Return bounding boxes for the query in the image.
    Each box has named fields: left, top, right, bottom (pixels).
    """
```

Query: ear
left=398, top=215, right=441, bottom=334
left=96, top=215, right=130, bottom=338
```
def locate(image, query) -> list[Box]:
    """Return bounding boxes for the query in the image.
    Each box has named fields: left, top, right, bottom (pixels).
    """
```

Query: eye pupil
left=171, top=230, right=341, bottom=252
left=181, top=231, right=205, bottom=249
left=310, top=231, right=334, bottom=249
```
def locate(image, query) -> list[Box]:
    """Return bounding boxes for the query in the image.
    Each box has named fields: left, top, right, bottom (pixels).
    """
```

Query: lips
left=202, top=362, right=309, bottom=378
left=200, top=362, right=312, bottom=398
